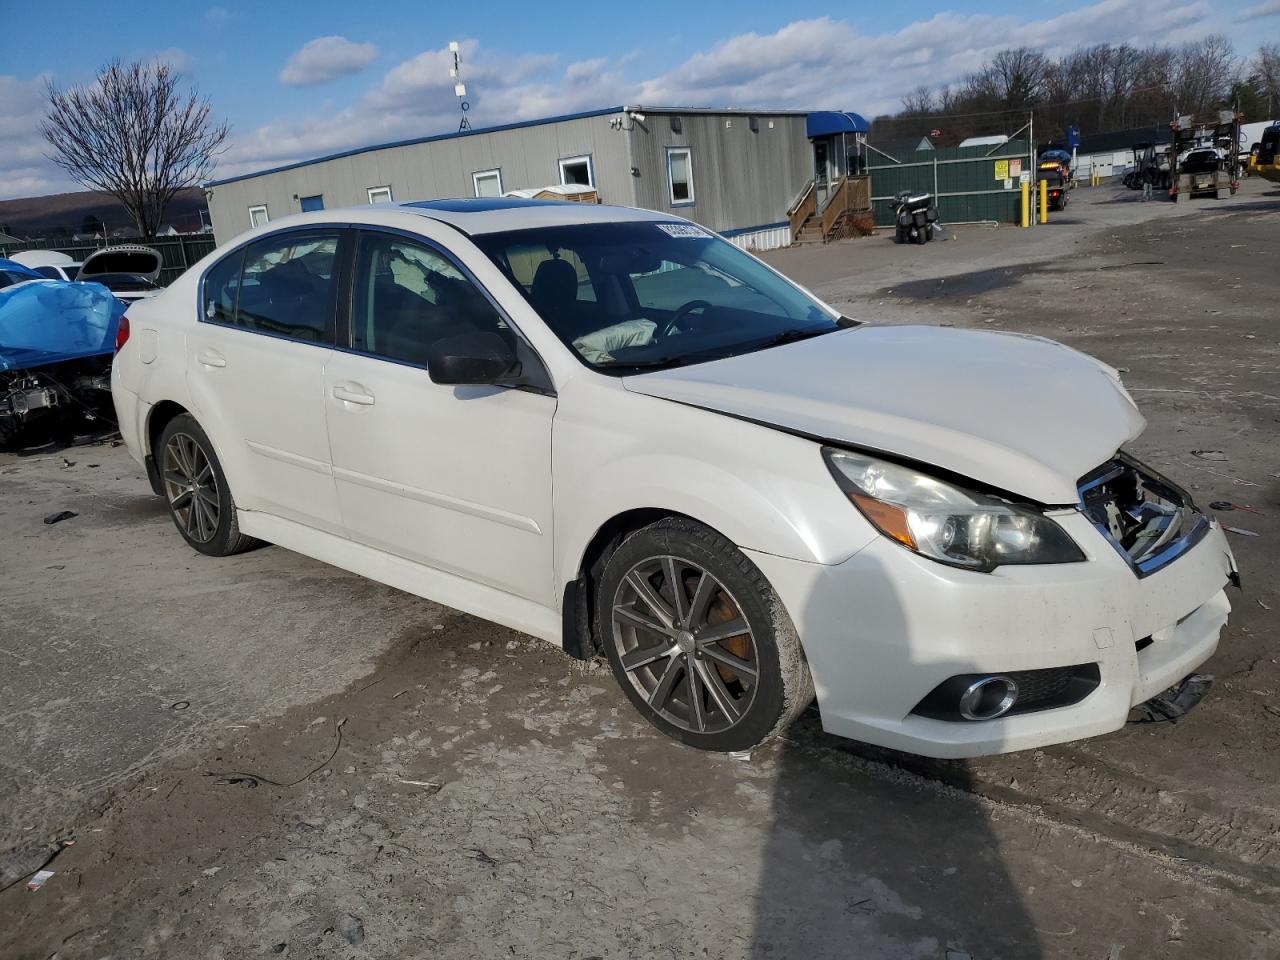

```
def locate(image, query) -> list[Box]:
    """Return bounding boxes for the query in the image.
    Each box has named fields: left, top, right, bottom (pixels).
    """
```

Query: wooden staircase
left=792, top=216, right=825, bottom=245
left=787, top=175, right=872, bottom=246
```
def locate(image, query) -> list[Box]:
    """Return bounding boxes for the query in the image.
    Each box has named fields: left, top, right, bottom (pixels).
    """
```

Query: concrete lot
left=1, top=178, right=1277, bottom=959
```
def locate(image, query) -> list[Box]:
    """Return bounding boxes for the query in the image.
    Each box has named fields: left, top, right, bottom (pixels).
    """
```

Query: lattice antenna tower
left=449, top=41, right=471, bottom=133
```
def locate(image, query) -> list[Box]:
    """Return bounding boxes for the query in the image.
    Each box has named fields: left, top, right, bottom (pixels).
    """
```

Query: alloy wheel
left=162, top=432, right=220, bottom=544
left=610, top=555, right=760, bottom=734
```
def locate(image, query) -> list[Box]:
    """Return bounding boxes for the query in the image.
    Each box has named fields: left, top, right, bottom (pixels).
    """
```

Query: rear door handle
left=196, top=348, right=226, bottom=368
left=331, top=383, right=375, bottom=406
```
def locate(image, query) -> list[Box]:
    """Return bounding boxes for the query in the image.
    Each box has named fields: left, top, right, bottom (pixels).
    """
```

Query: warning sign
left=994, top=159, right=1009, bottom=180
left=1010, top=158, right=1023, bottom=177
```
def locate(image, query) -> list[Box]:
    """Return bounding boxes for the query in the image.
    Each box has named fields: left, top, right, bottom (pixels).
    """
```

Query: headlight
left=823, top=448, right=1085, bottom=572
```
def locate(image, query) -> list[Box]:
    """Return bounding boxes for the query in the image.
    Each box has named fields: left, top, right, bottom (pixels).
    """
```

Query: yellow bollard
left=1039, top=182, right=1048, bottom=224
left=1020, top=180, right=1030, bottom=228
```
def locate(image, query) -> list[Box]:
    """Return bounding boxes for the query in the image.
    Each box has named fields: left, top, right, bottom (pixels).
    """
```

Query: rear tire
left=156, top=414, right=260, bottom=557
left=596, top=517, right=814, bottom=752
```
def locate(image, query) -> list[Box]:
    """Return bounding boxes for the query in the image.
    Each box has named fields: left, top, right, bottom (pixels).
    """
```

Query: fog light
left=958, top=676, right=1018, bottom=720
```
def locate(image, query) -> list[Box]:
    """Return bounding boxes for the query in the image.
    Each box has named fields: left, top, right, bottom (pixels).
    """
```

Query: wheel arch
left=561, top=506, right=729, bottom=661
left=142, top=400, right=192, bottom=495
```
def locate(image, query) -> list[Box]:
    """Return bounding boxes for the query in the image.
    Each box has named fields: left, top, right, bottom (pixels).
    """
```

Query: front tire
left=156, top=414, right=260, bottom=557
left=596, top=518, right=814, bottom=752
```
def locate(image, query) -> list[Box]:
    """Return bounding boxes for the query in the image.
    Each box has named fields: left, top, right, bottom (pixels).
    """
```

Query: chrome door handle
left=196, top=348, right=226, bottom=368
left=331, top=383, right=375, bottom=406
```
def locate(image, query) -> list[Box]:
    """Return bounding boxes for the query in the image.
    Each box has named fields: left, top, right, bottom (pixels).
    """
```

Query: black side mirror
left=426, top=331, right=520, bottom=385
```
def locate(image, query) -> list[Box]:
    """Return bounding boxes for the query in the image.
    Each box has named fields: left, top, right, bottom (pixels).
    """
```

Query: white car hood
left=623, top=325, right=1145, bottom=504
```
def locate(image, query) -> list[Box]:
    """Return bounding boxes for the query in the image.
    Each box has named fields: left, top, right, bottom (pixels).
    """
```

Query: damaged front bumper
left=746, top=505, right=1236, bottom=759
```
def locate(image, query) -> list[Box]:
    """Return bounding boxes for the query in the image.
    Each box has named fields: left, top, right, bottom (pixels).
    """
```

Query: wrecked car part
left=0, top=267, right=124, bottom=446
left=1130, top=673, right=1214, bottom=723
left=1078, top=455, right=1209, bottom=577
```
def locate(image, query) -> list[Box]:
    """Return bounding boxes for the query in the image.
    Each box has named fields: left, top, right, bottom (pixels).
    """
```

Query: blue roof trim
left=806, top=111, right=870, bottom=138
left=206, top=106, right=626, bottom=188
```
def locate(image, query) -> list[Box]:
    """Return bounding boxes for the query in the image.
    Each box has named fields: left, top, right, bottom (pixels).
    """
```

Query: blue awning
left=806, top=111, right=870, bottom=138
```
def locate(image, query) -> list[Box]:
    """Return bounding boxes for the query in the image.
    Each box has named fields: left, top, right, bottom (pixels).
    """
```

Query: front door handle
left=196, top=348, right=227, bottom=368
left=332, top=383, right=375, bottom=406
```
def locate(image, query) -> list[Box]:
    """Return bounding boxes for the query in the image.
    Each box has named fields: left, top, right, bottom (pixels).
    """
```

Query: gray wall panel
left=208, top=110, right=809, bottom=243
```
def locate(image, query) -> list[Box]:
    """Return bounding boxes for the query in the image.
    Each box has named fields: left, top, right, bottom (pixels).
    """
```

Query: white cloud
left=204, top=5, right=228, bottom=21
left=1236, top=0, right=1280, bottom=18
left=0, top=1, right=1236, bottom=198
left=0, top=74, right=81, bottom=200
left=150, top=48, right=194, bottom=73
left=280, top=36, right=378, bottom=87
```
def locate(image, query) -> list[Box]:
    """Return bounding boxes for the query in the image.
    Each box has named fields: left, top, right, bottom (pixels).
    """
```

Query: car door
left=187, top=228, right=346, bottom=534
left=323, top=228, right=556, bottom=604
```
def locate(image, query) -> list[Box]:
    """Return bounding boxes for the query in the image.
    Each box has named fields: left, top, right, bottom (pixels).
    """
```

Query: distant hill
left=0, top=187, right=208, bottom=240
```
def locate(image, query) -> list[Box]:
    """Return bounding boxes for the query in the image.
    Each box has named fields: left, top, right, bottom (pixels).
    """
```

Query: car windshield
left=472, top=220, right=839, bottom=373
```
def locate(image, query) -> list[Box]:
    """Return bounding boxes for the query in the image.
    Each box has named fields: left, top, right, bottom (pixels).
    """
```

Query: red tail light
left=115, top=315, right=131, bottom=353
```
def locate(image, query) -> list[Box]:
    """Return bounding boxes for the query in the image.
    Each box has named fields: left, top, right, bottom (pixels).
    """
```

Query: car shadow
left=749, top=719, right=1044, bottom=959
left=747, top=554, right=1045, bottom=958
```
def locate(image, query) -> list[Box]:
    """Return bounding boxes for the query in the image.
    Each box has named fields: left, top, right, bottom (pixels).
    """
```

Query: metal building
left=205, top=106, right=816, bottom=251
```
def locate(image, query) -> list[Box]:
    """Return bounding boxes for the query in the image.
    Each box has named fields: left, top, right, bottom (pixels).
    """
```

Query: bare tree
left=41, top=59, right=229, bottom=239
left=1256, top=43, right=1280, bottom=118
left=901, top=85, right=936, bottom=116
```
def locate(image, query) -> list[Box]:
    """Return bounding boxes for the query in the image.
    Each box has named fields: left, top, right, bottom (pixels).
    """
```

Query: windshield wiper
left=756, top=326, right=839, bottom=349
left=594, top=355, right=691, bottom=370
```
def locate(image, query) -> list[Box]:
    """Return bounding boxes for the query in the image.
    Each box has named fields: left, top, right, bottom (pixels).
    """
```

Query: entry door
left=813, top=141, right=831, bottom=209
left=187, top=229, right=345, bottom=534
left=323, top=229, right=556, bottom=604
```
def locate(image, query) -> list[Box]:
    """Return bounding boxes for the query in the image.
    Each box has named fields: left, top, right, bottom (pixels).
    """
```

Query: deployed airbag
left=572, top=318, right=657, bottom=364
left=0, top=279, right=125, bottom=372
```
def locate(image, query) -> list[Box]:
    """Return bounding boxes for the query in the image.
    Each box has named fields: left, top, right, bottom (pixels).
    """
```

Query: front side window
left=367, top=185, right=393, bottom=204
left=228, top=231, right=340, bottom=342
left=558, top=155, right=593, bottom=186
left=667, top=147, right=694, bottom=205
left=248, top=204, right=269, bottom=228
left=474, top=221, right=837, bottom=373
left=472, top=169, right=502, bottom=198
left=350, top=232, right=509, bottom=367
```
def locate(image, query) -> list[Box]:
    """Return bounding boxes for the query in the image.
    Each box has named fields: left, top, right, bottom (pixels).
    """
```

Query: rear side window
left=206, top=231, right=340, bottom=343
left=203, top=249, right=245, bottom=324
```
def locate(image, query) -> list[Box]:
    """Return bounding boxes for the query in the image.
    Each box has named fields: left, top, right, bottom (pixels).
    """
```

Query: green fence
left=0, top=235, right=217, bottom=286
left=866, top=139, right=1033, bottom=226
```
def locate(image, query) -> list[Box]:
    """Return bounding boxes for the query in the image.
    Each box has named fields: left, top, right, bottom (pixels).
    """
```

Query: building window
left=299, top=194, right=324, bottom=212
left=667, top=147, right=694, bottom=206
left=367, top=185, right=393, bottom=205
left=558, top=155, right=593, bottom=187
left=248, top=204, right=269, bottom=228
left=472, top=169, right=503, bottom=198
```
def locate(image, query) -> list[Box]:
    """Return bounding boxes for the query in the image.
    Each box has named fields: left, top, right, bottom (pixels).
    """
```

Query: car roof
left=398, top=198, right=673, bottom=235
left=254, top=198, right=677, bottom=241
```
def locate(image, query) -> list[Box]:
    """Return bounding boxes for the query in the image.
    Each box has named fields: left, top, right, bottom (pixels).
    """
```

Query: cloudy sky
left=1, top=0, right=1274, bottom=199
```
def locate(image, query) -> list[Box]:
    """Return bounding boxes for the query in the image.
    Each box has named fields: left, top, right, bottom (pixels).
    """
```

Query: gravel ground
left=1, top=178, right=1277, bottom=959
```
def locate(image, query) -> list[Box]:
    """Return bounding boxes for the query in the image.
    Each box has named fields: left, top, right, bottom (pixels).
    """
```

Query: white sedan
left=110, top=200, right=1237, bottom=757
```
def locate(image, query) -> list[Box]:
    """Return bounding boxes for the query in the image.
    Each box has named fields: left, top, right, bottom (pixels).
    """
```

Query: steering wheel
left=659, top=299, right=712, bottom=338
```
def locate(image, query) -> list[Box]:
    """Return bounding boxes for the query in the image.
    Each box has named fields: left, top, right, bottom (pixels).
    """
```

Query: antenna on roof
left=448, top=41, right=471, bottom=133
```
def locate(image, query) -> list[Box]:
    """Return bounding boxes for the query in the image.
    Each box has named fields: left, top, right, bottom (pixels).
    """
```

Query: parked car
left=10, top=250, right=83, bottom=281
left=11, top=246, right=163, bottom=301
left=75, top=245, right=163, bottom=302
left=111, top=200, right=1237, bottom=758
